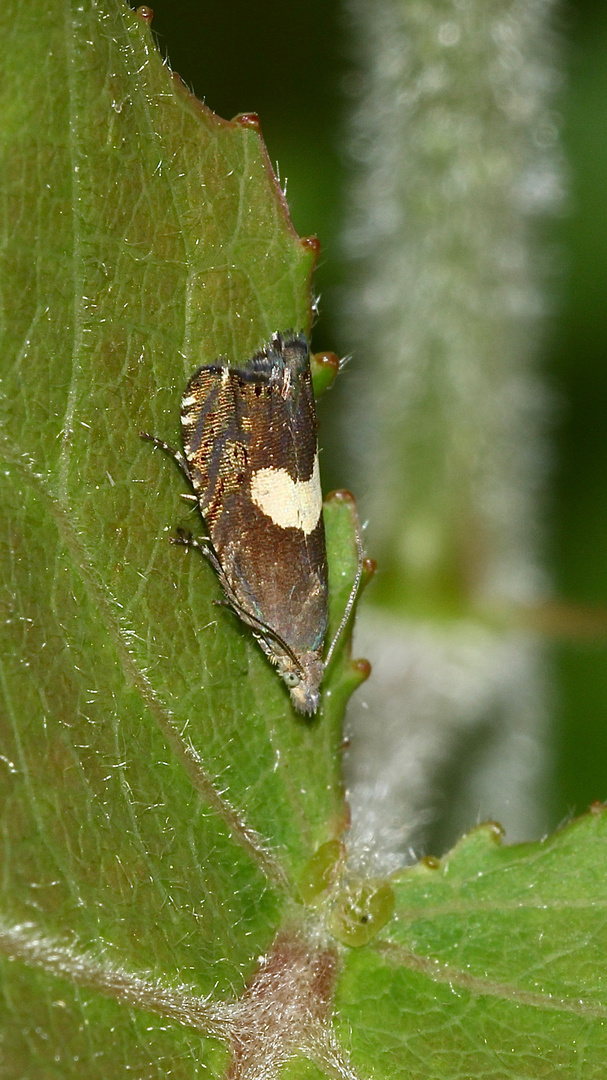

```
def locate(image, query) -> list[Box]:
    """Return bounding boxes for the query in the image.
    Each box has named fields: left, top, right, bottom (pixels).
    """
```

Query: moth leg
left=172, top=530, right=241, bottom=600
left=173, top=529, right=302, bottom=670
left=139, top=430, right=190, bottom=481
left=212, top=594, right=303, bottom=674
left=171, top=527, right=215, bottom=556
left=211, top=590, right=303, bottom=673
left=171, top=527, right=232, bottom=585
left=173, top=529, right=253, bottom=618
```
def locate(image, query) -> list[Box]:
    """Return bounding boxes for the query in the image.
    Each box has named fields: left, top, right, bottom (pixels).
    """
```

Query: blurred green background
left=142, top=0, right=607, bottom=831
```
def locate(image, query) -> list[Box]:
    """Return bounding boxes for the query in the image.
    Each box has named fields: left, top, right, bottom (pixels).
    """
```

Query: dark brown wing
left=180, top=333, right=328, bottom=658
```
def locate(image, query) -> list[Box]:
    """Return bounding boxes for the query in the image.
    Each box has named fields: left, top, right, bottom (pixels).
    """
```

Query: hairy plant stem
left=340, top=0, right=563, bottom=871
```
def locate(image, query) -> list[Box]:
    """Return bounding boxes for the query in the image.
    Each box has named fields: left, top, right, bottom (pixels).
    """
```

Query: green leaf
left=336, top=808, right=607, bottom=1076
left=4, top=3, right=605, bottom=1078
left=0, top=1, right=364, bottom=1074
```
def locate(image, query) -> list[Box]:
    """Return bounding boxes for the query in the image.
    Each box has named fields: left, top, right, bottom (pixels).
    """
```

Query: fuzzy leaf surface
left=336, top=809, right=607, bottom=1078
left=0, top=1, right=358, bottom=1074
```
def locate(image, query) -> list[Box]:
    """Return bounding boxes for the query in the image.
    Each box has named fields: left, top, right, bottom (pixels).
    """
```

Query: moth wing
left=180, top=336, right=328, bottom=657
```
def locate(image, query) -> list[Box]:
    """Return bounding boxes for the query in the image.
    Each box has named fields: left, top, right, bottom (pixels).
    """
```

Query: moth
left=141, top=332, right=361, bottom=714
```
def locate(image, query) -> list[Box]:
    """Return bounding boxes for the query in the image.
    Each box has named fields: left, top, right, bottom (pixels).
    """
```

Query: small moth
left=141, top=332, right=361, bottom=714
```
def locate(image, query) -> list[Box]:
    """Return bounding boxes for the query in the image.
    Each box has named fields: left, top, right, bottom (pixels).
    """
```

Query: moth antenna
left=323, top=515, right=364, bottom=669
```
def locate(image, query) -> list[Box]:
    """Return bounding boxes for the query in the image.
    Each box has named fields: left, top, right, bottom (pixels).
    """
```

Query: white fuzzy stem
left=340, top=0, right=563, bottom=872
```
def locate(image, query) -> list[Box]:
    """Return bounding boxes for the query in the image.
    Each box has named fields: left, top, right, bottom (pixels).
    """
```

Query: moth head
left=277, top=651, right=324, bottom=715
left=253, top=629, right=324, bottom=714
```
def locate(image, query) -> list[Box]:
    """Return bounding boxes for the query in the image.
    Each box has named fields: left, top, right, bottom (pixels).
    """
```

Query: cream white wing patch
left=250, top=454, right=322, bottom=535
